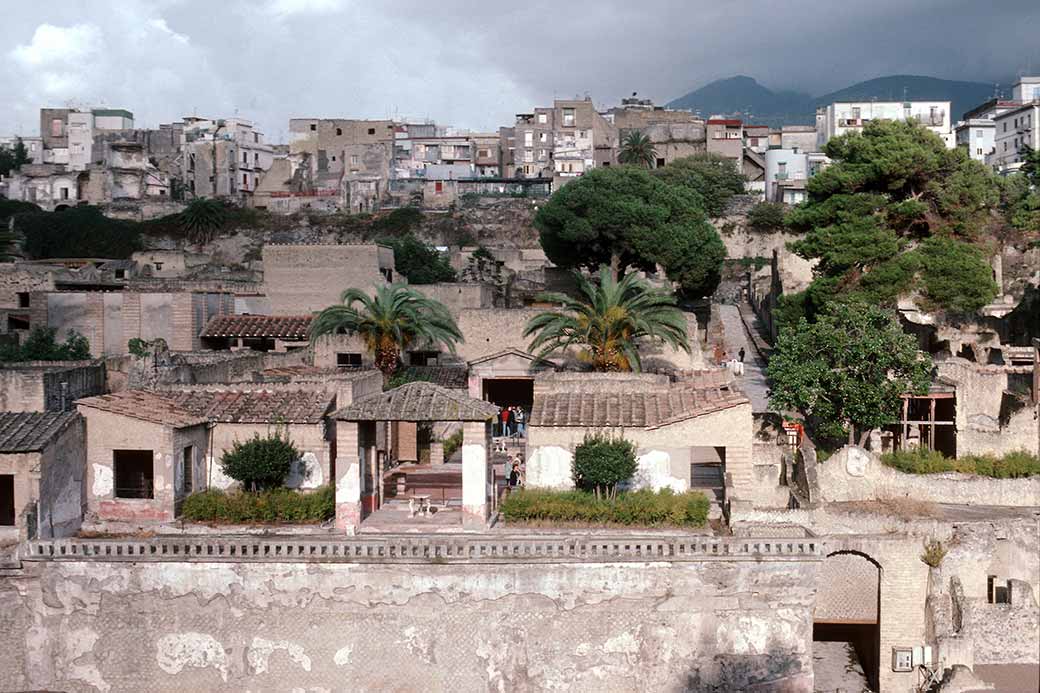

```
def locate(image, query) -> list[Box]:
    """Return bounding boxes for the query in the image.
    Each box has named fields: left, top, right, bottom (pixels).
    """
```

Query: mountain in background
left=666, top=75, right=1001, bottom=127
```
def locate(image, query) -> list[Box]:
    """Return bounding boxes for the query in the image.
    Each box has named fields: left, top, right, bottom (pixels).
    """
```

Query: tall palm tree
left=618, top=131, right=658, bottom=168
left=523, top=267, right=689, bottom=372
left=310, top=284, right=463, bottom=377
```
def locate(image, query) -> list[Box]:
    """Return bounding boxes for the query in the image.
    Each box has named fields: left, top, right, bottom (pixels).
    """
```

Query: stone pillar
left=461, top=420, right=490, bottom=529
left=430, top=441, right=445, bottom=466
left=335, top=420, right=362, bottom=534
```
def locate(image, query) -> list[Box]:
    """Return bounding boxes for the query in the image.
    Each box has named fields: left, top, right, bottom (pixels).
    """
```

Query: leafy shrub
left=181, top=486, right=334, bottom=523
left=371, top=206, right=423, bottom=235
left=442, top=429, right=464, bottom=460
left=220, top=433, right=300, bottom=491
left=572, top=435, right=638, bottom=499
left=748, top=202, right=787, bottom=230
left=921, top=539, right=947, bottom=568
left=17, top=207, right=143, bottom=259
left=0, top=327, right=90, bottom=362
left=500, top=488, right=709, bottom=527
left=179, top=199, right=228, bottom=244
left=881, top=449, right=1040, bottom=478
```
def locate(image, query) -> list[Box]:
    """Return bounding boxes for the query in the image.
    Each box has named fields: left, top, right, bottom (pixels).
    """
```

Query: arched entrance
left=814, top=550, right=881, bottom=691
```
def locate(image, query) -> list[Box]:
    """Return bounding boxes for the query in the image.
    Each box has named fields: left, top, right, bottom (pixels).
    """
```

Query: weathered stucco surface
left=0, top=558, right=817, bottom=692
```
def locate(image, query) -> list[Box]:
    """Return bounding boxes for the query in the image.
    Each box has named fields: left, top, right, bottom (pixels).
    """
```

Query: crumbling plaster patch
left=156, top=632, right=229, bottom=682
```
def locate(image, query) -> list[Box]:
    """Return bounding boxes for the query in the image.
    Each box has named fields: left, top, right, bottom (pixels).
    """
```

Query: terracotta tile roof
left=336, top=381, right=499, bottom=422
left=0, top=411, right=81, bottom=453
left=529, top=384, right=747, bottom=429
left=167, top=389, right=334, bottom=424
left=200, top=314, right=313, bottom=339
left=395, top=365, right=470, bottom=390
left=76, top=391, right=208, bottom=428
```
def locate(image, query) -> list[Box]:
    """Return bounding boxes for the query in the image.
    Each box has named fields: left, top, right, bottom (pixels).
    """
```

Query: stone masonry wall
left=0, top=557, right=818, bottom=692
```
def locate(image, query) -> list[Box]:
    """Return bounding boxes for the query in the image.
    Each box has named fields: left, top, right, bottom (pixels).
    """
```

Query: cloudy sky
left=2, top=0, right=1038, bottom=141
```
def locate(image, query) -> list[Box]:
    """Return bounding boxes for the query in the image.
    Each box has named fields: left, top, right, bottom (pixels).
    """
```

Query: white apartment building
left=989, top=103, right=1039, bottom=174
left=1012, top=76, right=1040, bottom=102
left=954, top=119, right=996, bottom=163
left=66, top=109, right=134, bottom=171
left=182, top=117, right=274, bottom=197
left=817, top=101, right=954, bottom=148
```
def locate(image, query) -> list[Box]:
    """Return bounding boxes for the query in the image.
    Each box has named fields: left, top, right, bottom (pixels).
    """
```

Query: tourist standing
left=506, top=406, right=516, bottom=438
left=516, top=407, right=526, bottom=437
left=499, top=407, right=510, bottom=437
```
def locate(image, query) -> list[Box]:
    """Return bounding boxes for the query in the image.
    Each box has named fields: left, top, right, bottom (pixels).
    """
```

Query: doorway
left=0, top=474, right=14, bottom=525
left=814, top=551, right=881, bottom=691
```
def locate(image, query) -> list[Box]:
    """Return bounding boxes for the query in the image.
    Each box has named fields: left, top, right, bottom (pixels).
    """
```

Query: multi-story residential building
left=954, top=119, right=996, bottom=163
left=289, top=118, right=395, bottom=190
left=38, top=107, right=135, bottom=168
left=470, top=134, right=501, bottom=177
left=1012, top=75, right=1040, bottom=102
left=989, top=102, right=1039, bottom=173
left=706, top=118, right=744, bottom=167
left=183, top=117, right=274, bottom=199
left=763, top=148, right=830, bottom=204
left=816, top=101, right=954, bottom=148
left=508, top=98, right=616, bottom=185
left=605, top=95, right=706, bottom=168
left=743, top=125, right=771, bottom=154
left=780, top=125, right=818, bottom=153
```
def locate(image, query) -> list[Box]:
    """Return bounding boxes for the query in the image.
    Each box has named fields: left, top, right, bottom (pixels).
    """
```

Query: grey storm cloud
left=1, top=0, right=1038, bottom=140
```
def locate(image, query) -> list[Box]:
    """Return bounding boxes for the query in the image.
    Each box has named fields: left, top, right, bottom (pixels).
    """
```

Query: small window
left=656, top=157, right=665, bottom=168
left=367, top=128, right=375, bottom=135
left=60, top=187, right=69, bottom=200
left=351, top=154, right=358, bottom=165
left=435, top=181, right=443, bottom=193
left=331, top=156, right=336, bottom=162
left=310, top=123, right=317, bottom=131
left=988, top=576, right=1010, bottom=604
left=154, top=262, right=163, bottom=271
left=114, top=269, right=126, bottom=280
left=114, top=450, right=154, bottom=499
left=336, top=353, right=363, bottom=368
left=50, top=118, right=63, bottom=137
left=182, top=446, right=193, bottom=494
left=16, top=292, right=29, bottom=308
left=243, top=152, right=248, bottom=165
left=243, top=173, right=248, bottom=186
left=254, top=133, right=259, bottom=143
left=336, top=127, right=342, bottom=136
left=537, top=113, right=547, bottom=124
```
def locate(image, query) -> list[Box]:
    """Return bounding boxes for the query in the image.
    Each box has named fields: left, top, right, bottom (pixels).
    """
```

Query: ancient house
left=261, top=243, right=395, bottom=314
left=525, top=371, right=753, bottom=503
left=0, top=361, right=105, bottom=413
left=78, top=391, right=209, bottom=524
left=0, top=411, right=84, bottom=539
left=199, top=314, right=313, bottom=353
left=163, top=388, right=336, bottom=491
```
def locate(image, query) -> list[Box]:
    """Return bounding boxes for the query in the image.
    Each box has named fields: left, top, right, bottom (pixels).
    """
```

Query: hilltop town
left=0, top=76, right=1037, bottom=693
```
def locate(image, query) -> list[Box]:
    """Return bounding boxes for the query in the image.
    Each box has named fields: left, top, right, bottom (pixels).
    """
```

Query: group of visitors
left=713, top=345, right=747, bottom=376
left=497, top=405, right=527, bottom=438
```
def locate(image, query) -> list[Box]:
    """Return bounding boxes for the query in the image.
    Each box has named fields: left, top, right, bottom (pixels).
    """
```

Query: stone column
left=461, top=420, right=490, bottom=529
left=430, top=441, right=445, bottom=466
left=335, top=420, right=362, bottom=534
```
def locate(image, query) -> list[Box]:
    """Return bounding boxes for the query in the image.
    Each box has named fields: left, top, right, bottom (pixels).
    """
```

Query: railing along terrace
left=23, top=535, right=820, bottom=564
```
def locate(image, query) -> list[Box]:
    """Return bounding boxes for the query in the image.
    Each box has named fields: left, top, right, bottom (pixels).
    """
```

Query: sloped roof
left=467, top=348, right=557, bottom=368
left=395, top=365, right=469, bottom=389
left=76, top=391, right=208, bottom=428
left=530, top=383, right=747, bottom=429
left=167, top=389, right=333, bottom=424
left=200, top=314, right=312, bottom=339
left=335, top=381, right=499, bottom=422
left=0, top=412, right=81, bottom=453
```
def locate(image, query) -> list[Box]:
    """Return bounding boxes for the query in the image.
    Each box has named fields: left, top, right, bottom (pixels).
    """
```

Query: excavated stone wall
left=0, top=556, right=818, bottom=692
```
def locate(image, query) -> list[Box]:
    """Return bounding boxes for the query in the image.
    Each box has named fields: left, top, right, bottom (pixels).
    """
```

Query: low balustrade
left=22, top=535, right=820, bottom=564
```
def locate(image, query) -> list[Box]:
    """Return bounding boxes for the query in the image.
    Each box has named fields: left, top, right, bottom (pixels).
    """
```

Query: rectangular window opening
left=114, top=450, right=154, bottom=499
left=336, top=353, right=363, bottom=368
left=0, top=474, right=14, bottom=526
left=182, top=446, right=193, bottom=494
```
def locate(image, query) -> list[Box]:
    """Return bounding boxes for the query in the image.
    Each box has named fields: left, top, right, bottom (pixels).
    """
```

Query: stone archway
left=814, top=550, right=882, bottom=691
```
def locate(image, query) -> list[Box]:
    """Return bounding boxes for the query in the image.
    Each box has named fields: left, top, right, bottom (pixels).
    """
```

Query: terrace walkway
left=717, top=303, right=771, bottom=413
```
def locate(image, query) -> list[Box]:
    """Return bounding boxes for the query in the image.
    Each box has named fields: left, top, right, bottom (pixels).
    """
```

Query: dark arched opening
left=814, top=550, right=882, bottom=691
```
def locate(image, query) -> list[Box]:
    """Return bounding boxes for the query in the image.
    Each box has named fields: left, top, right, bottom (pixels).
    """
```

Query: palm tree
left=310, top=284, right=463, bottom=377
left=618, top=131, right=657, bottom=168
left=523, top=267, right=689, bottom=372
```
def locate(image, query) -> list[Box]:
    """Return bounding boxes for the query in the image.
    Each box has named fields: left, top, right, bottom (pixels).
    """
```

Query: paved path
left=717, top=304, right=771, bottom=413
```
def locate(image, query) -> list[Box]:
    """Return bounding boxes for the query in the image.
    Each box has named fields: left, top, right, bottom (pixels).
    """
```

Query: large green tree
left=0, top=138, right=30, bottom=177
left=309, top=284, right=462, bottom=376
left=534, top=166, right=726, bottom=298
left=767, top=302, right=932, bottom=445
left=378, top=233, right=456, bottom=284
left=787, top=120, right=1000, bottom=321
left=523, top=266, right=689, bottom=372
left=652, top=153, right=747, bottom=217
left=618, top=131, right=657, bottom=168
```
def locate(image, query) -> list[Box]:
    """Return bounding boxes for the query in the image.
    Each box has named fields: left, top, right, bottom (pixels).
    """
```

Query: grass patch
left=500, top=488, right=710, bottom=528
left=881, top=449, right=1040, bottom=478
left=181, top=486, right=334, bottom=524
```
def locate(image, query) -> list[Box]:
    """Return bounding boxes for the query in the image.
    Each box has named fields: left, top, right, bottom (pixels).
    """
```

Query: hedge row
left=881, top=449, right=1040, bottom=478
left=500, top=488, right=710, bottom=527
left=180, top=486, right=334, bottom=523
